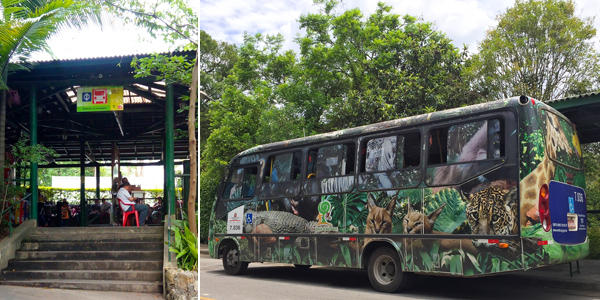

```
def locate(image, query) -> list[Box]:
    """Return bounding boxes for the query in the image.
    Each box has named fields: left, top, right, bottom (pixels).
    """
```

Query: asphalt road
left=200, top=252, right=600, bottom=300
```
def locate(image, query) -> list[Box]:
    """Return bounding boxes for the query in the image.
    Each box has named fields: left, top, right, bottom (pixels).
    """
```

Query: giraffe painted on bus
left=519, top=112, right=579, bottom=227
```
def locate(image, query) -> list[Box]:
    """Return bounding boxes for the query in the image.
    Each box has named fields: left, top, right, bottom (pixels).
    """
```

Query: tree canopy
left=468, top=0, right=600, bottom=101
left=198, top=0, right=600, bottom=242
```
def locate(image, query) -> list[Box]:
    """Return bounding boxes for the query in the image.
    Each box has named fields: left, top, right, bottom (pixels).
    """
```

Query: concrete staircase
left=0, top=226, right=164, bottom=293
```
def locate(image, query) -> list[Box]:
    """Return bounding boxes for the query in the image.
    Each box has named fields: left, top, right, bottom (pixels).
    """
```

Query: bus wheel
left=294, top=264, right=311, bottom=270
left=222, top=243, right=248, bottom=275
left=368, top=247, right=412, bottom=292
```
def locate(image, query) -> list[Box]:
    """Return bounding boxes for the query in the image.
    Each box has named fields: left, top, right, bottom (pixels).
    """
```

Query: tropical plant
left=0, top=0, right=101, bottom=180
left=424, top=188, right=467, bottom=233
left=167, top=219, right=198, bottom=271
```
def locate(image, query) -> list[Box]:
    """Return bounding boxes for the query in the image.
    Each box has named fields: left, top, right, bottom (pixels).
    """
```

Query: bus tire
left=222, top=243, right=248, bottom=275
left=294, top=264, right=311, bottom=270
left=367, top=247, right=412, bottom=293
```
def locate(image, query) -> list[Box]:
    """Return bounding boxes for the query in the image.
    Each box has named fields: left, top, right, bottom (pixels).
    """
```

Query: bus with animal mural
left=208, top=95, right=588, bottom=292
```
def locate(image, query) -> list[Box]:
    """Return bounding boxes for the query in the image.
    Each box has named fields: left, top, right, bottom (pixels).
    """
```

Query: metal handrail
left=1, top=206, right=13, bottom=238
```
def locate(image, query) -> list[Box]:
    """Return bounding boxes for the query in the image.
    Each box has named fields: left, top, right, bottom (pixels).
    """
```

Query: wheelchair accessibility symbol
left=82, top=92, right=92, bottom=102
left=246, top=213, right=253, bottom=224
left=568, top=197, right=575, bottom=214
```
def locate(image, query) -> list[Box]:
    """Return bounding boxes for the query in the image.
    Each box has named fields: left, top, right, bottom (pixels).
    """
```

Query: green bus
left=208, top=96, right=588, bottom=292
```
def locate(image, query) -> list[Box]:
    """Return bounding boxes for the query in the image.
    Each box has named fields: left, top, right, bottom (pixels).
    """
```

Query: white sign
left=227, top=206, right=244, bottom=234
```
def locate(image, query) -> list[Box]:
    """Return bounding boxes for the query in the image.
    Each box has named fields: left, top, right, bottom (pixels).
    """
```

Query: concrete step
left=30, top=226, right=163, bottom=235
left=14, top=250, right=163, bottom=261
left=1, top=270, right=162, bottom=281
left=0, top=279, right=162, bottom=293
left=6, top=260, right=162, bottom=271
left=20, top=241, right=163, bottom=251
left=23, top=233, right=163, bottom=242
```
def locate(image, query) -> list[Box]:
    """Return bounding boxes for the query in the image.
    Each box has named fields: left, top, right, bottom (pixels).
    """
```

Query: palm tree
left=0, top=0, right=101, bottom=180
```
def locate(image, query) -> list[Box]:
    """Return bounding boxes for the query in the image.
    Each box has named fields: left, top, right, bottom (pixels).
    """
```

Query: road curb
left=505, top=273, right=600, bottom=292
left=200, top=243, right=209, bottom=255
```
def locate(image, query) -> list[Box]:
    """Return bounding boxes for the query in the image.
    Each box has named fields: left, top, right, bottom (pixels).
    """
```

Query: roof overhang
left=6, top=51, right=196, bottom=163
left=546, top=92, right=600, bottom=144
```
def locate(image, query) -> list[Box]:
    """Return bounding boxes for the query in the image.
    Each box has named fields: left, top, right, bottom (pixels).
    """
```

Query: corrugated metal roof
left=546, top=91, right=600, bottom=104
left=30, top=50, right=195, bottom=63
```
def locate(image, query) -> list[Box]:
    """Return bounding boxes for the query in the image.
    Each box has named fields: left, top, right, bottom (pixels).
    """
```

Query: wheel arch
left=216, top=237, right=240, bottom=259
left=361, top=239, right=403, bottom=269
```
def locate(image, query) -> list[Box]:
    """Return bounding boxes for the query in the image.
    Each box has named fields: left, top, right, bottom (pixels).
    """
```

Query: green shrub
left=38, top=186, right=181, bottom=203
left=167, top=220, right=198, bottom=271
left=588, top=226, right=600, bottom=260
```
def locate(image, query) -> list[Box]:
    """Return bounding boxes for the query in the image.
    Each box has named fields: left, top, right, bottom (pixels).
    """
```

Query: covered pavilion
left=5, top=50, right=195, bottom=225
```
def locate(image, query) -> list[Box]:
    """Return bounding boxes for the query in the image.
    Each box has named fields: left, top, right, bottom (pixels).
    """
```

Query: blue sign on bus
left=549, top=181, right=586, bottom=244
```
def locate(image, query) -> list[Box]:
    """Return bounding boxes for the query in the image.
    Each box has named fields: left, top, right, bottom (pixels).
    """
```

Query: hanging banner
left=76, top=86, right=124, bottom=112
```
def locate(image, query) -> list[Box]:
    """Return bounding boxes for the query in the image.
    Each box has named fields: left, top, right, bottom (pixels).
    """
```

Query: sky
left=199, top=0, right=600, bottom=55
left=33, top=0, right=199, bottom=61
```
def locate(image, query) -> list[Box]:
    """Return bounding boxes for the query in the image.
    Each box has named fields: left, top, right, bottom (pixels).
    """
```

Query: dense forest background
left=199, top=0, right=600, bottom=253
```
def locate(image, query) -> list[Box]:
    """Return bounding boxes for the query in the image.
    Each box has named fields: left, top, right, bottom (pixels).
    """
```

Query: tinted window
left=221, top=166, right=258, bottom=200
left=265, top=151, right=302, bottom=183
left=308, top=143, right=355, bottom=178
left=544, top=111, right=582, bottom=169
left=361, top=132, right=421, bottom=172
left=428, top=119, right=503, bottom=166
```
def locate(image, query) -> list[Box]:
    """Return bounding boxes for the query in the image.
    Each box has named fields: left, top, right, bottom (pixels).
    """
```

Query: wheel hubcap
left=227, top=249, right=239, bottom=267
left=374, top=255, right=396, bottom=285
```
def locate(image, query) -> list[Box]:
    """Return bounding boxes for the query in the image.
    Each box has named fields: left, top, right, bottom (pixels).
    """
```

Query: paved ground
left=200, top=243, right=600, bottom=293
left=0, top=285, right=163, bottom=300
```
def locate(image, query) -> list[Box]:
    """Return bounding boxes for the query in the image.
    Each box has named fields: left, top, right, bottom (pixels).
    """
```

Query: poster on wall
left=76, top=86, right=124, bottom=112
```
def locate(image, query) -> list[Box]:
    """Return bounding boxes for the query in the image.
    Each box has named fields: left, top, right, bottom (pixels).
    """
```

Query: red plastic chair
left=119, top=199, right=139, bottom=227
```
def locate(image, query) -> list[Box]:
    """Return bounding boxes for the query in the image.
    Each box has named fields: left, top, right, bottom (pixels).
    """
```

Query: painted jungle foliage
left=210, top=97, right=588, bottom=278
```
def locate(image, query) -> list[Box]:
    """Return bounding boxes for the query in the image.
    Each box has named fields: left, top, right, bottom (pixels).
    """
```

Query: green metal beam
left=30, top=87, right=38, bottom=221
left=165, top=84, right=175, bottom=216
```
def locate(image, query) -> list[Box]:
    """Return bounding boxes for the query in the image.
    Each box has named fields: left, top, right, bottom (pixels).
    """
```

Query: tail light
left=539, top=184, right=551, bottom=232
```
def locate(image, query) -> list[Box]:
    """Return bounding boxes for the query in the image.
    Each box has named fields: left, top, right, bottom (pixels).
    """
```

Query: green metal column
left=95, top=164, right=100, bottom=199
left=165, top=84, right=175, bottom=216
left=183, top=160, right=190, bottom=208
left=30, top=87, right=38, bottom=221
left=80, top=139, right=87, bottom=226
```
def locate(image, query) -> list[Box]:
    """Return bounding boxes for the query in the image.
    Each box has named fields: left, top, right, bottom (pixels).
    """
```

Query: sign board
left=77, top=86, right=124, bottom=112
left=227, top=206, right=244, bottom=234
left=549, top=181, right=587, bottom=244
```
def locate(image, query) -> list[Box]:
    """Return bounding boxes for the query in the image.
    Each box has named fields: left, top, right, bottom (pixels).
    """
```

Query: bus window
left=544, top=111, right=582, bottom=169
left=426, top=118, right=505, bottom=187
left=221, top=166, right=258, bottom=200
left=428, top=119, right=504, bottom=166
left=447, top=120, right=488, bottom=163
left=264, top=151, right=302, bottom=183
left=364, top=136, right=397, bottom=172
left=358, top=132, right=422, bottom=191
left=315, top=144, right=355, bottom=178
left=304, top=143, right=356, bottom=195
left=428, top=128, right=448, bottom=165
left=403, top=132, right=421, bottom=167
left=259, top=151, right=302, bottom=199
left=361, top=132, right=421, bottom=172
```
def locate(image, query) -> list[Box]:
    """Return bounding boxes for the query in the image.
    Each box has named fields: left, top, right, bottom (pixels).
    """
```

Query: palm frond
left=0, top=0, right=104, bottom=87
